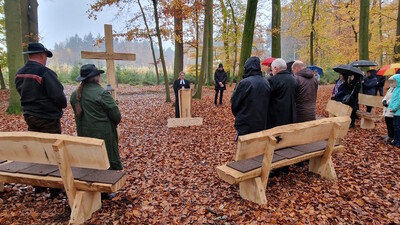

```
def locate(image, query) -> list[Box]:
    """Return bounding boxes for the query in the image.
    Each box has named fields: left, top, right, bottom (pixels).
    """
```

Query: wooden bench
left=356, top=93, right=383, bottom=129
left=0, top=132, right=127, bottom=224
left=216, top=116, right=351, bottom=205
left=325, top=99, right=352, bottom=117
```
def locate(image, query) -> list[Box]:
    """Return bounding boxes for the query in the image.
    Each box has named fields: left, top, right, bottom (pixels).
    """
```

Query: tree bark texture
left=310, top=0, right=318, bottom=65
left=271, top=0, right=281, bottom=58
left=395, top=0, right=400, bottom=62
left=20, top=0, right=38, bottom=62
left=173, top=0, right=184, bottom=79
left=206, top=0, right=213, bottom=86
left=359, top=0, right=370, bottom=60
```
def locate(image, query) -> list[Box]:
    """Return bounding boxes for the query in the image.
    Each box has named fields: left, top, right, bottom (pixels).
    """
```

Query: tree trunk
left=206, top=0, right=213, bottom=86
left=5, top=0, right=23, bottom=114
left=0, top=66, right=6, bottom=90
left=220, top=0, right=230, bottom=82
left=379, top=0, right=383, bottom=65
left=395, top=0, right=400, bottom=62
left=195, top=2, right=199, bottom=89
left=271, top=0, right=281, bottom=58
left=193, top=0, right=211, bottom=99
left=359, top=0, right=370, bottom=60
left=20, top=0, right=38, bottom=62
left=310, top=0, right=318, bottom=65
left=173, top=0, right=184, bottom=79
left=152, top=0, right=171, bottom=102
left=138, top=0, right=160, bottom=85
left=238, top=0, right=258, bottom=81
left=228, top=0, right=238, bottom=85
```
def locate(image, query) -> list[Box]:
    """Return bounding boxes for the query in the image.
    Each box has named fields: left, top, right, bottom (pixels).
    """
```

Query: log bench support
left=217, top=117, right=351, bottom=205
left=356, top=93, right=384, bottom=129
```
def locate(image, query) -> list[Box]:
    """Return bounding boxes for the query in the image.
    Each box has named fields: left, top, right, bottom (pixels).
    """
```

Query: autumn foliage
left=0, top=84, right=399, bottom=224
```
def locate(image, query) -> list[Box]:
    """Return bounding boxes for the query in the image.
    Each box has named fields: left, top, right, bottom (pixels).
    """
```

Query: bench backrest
left=358, top=93, right=383, bottom=108
left=0, top=132, right=109, bottom=169
left=325, top=100, right=352, bottom=117
left=235, top=116, right=350, bottom=161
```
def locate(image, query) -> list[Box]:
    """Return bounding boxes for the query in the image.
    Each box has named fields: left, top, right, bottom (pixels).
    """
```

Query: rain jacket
left=268, top=69, right=297, bottom=128
left=344, top=78, right=362, bottom=110
left=332, top=79, right=349, bottom=102
left=382, top=76, right=395, bottom=118
left=15, top=60, right=67, bottom=119
left=70, top=83, right=123, bottom=170
left=231, top=57, right=270, bottom=135
left=214, top=69, right=227, bottom=91
left=295, top=68, right=318, bottom=122
left=362, top=74, right=377, bottom=95
left=388, top=74, right=400, bottom=116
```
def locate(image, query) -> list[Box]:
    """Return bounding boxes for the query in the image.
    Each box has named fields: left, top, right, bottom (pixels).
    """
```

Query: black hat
left=76, top=64, right=104, bottom=82
left=22, top=42, right=53, bottom=57
left=218, top=63, right=223, bottom=68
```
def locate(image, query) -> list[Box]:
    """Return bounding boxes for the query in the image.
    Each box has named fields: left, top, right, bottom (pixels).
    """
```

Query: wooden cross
left=81, top=24, right=136, bottom=99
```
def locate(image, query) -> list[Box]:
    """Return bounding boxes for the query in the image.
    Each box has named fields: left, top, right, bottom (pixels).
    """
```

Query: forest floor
left=0, top=84, right=399, bottom=224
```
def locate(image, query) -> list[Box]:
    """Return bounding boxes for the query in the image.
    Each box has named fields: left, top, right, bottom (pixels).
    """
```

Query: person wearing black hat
left=70, top=64, right=123, bottom=171
left=15, top=42, right=67, bottom=198
left=214, top=63, right=227, bottom=105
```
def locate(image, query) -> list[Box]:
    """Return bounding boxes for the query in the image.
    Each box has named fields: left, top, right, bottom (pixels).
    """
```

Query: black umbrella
left=350, top=60, right=378, bottom=67
left=333, top=64, right=364, bottom=77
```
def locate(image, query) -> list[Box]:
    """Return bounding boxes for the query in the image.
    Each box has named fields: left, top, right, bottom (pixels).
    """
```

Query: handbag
left=342, top=86, right=355, bottom=104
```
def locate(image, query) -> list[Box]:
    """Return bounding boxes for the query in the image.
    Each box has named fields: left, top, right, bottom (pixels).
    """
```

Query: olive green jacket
left=70, top=83, right=122, bottom=170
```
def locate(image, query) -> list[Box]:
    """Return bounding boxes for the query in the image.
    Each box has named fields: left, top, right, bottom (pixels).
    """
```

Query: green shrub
left=320, top=68, right=339, bottom=85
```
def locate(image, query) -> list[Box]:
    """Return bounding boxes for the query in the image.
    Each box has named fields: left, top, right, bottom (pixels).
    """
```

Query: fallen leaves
left=0, top=84, right=399, bottom=224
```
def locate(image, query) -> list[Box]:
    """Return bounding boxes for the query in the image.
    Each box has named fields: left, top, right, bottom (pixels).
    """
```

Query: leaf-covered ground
left=0, top=84, right=399, bottom=224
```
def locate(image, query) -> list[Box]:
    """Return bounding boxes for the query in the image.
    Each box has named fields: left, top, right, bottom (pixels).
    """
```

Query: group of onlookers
left=231, top=57, right=318, bottom=139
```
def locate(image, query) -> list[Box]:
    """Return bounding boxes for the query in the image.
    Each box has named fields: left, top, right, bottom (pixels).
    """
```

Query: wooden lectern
left=167, top=89, right=203, bottom=128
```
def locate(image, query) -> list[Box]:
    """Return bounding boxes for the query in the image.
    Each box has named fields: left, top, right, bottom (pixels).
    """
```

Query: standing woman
left=214, top=63, right=227, bottom=105
left=331, top=74, right=348, bottom=102
left=70, top=64, right=123, bottom=170
left=344, top=73, right=362, bottom=128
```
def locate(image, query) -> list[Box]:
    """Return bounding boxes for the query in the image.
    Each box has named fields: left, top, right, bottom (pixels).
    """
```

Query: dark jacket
left=214, top=69, right=227, bottom=90
left=345, top=78, right=362, bottom=110
left=15, top=60, right=67, bottom=119
left=173, top=79, right=191, bottom=100
left=333, top=80, right=349, bottom=103
left=70, top=83, right=122, bottom=170
left=231, top=57, right=270, bottom=135
left=268, top=70, right=297, bottom=128
left=362, top=75, right=377, bottom=95
left=295, top=68, right=318, bottom=122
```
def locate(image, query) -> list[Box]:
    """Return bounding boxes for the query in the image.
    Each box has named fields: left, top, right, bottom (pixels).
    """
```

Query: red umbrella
left=262, top=57, right=276, bottom=66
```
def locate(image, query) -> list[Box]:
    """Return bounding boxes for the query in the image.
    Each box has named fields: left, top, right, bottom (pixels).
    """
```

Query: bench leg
left=69, top=191, right=101, bottom=225
left=360, top=118, right=375, bottom=129
left=239, top=177, right=267, bottom=205
left=309, top=157, right=337, bottom=181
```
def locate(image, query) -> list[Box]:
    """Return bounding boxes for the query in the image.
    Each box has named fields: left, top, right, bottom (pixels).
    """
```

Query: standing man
left=231, top=57, right=270, bottom=138
left=268, top=58, right=297, bottom=128
left=214, top=63, right=227, bottom=105
left=15, top=42, right=67, bottom=197
left=173, top=71, right=190, bottom=118
left=292, top=61, right=318, bottom=122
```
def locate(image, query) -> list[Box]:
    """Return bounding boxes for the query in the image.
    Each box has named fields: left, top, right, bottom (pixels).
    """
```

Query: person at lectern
left=173, top=71, right=191, bottom=118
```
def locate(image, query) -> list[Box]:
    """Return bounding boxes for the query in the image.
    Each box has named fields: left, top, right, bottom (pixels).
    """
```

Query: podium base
left=167, top=117, right=203, bottom=128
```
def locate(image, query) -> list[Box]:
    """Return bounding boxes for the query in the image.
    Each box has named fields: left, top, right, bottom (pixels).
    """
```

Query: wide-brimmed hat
left=22, top=42, right=53, bottom=57
left=76, top=64, right=104, bottom=82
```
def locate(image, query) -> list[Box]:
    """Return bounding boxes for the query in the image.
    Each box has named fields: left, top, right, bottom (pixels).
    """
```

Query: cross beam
left=81, top=24, right=136, bottom=99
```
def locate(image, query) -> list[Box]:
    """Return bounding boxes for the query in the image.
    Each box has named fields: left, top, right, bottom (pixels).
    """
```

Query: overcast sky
left=37, top=0, right=124, bottom=49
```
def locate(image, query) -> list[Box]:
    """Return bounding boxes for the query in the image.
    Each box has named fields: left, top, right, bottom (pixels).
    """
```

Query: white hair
left=271, top=58, right=287, bottom=70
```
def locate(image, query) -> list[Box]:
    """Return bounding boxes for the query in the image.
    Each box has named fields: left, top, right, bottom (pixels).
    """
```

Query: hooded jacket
left=214, top=68, right=227, bottom=90
left=388, top=74, right=400, bottom=116
left=295, top=68, right=318, bottom=122
left=231, top=57, right=270, bottom=135
left=383, top=76, right=395, bottom=117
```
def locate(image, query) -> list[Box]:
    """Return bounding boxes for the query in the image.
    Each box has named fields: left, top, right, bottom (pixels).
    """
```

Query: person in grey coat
left=292, top=61, right=318, bottom=122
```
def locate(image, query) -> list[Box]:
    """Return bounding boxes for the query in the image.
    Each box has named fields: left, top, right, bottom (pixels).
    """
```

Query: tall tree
left=152, top=0, right=171, bottom=102
left=206, top=0, right=213, bottom=85
left=194, top=0, right=212, bottom=99
left=173, top=0, right=184, bottom=79
left=395, top=0, right=400, bottom=62
left=228, top=0, right=238, bottom=85
left=310, top=0, right=318, bottom=65
left=359, top=0, right=370, bottom=60
left=138, top=0, right=160, bottom=85
left=220, top=0, right=230, bottom=81
left=271, top=0, right=281, bottom=58
left=237, top=0, right=258, bottom=81
left=20, top=0, right=38, bottom=62
left=0, top=0, right=7, bottom=89
left=4, top=0, right=23, bottom=114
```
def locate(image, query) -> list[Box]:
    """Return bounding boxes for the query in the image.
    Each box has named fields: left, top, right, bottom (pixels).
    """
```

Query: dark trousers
left=377, top=87, right=384, bottom=96
left=385, top=117, right=394, bottom=139
left=175, top=100, right=180, bottom=118
left=214, top=90, right=224, bottom=105
left=393, top=116, right=400, bottom=147
left=350, top=108, right=357, bottom=126
left=24, top=115, right=61, bottom=134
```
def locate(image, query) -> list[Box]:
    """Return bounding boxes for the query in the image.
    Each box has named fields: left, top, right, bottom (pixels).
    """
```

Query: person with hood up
left=382, top=76, right=396, bottom=144
left=214, top=63, right=227, bottom=105
left=292, top=61, right=318, bottom=122
left=268, top=58, right=297, bottom=128
left=231, top=57, right=270, bottom=138
left=388, top=74, right=400, bottom=147
left=362, top=70, right=378, bottom=112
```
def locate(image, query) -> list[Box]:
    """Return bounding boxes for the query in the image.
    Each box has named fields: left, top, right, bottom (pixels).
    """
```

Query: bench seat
left=357, top=94, right=383, bottom=129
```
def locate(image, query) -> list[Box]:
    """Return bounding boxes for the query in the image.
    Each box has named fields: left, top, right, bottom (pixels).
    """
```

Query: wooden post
left=81, top=24, right=136, bottom=99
